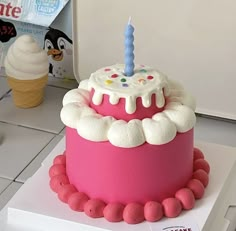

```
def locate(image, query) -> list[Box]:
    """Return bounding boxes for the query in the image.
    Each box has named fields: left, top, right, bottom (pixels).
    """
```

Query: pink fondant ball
left=193, top=169, right=209, bottom=187
left=58, top=184, right=77, bottom=203
left=162, top=198, right=182, bottom=218
left=50, top=174, right=69, bottom=193
left=68, top=192, right=89, bottom=211
left=175, top=188, right=195, bottom=210
left=193, top=148, right=204, bottom=160
left=103, top=203, right=125, bottom=222
left=84, top=199, right=106, bottom=218
left=144, top=201, right=163, bottom=222
left=49, top=164, right=66, bottom=178
left=187, top=179, right=205, bottom=199
left=194, top=159, right=210, bottom=174
left=53, top=155, right=66, bottom=166
left=123, top=203, right=145, bottom=224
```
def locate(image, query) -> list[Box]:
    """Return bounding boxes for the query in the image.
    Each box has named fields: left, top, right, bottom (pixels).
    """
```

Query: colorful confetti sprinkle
left=122, top=83, right=129, bottom=87
left=105, top=80, right=113, bottom=85
left=104, top=68, right=111, bottom=72
left=111, top=74, right=119, bottom=78
left=121, top=78, right=127, bottom=82
left=138, top=78, right=146, bottom=85
left=147, top=75, right=154, bottom=80
left=140, top=69, right=147, bottom=73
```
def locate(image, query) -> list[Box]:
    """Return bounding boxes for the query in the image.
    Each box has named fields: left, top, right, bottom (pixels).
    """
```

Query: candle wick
left=128, top=16, right=132, bottom=25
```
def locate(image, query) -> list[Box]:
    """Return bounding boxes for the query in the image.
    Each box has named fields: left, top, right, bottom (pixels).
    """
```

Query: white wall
left=73, top=0, right=236, bottom=120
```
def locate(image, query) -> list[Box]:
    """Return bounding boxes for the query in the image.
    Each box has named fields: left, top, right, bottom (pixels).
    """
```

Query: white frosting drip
left=156, top=89, right=165, bottom=108
left=4, top=35, right=48, bottom=80
left=109, top=94, right=120, bottom=105
left=126, top=96, right=136, bottom=114
left=60, top=68, right=197, bottom=148
left=88, top=64, right=169, bottom=114
left=142, top=94, right=151, bottom=108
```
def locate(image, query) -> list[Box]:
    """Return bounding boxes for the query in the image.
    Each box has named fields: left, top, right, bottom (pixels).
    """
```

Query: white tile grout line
left=47, top=82, right=77, bottom=90
left=0, top=120, right=64, bottom=135
left=13, top=134, right=63, bottom=183
left=13, top=134, right=59, bottom=183
left=0, top=180, right=16, bottom=197
left=196, top=113, right=236, bottom=124
left=0, top=120, right=64, bottom=182
left=0, top=89, right=11, bottom=101
left=17, top=124, right=64, bottom=135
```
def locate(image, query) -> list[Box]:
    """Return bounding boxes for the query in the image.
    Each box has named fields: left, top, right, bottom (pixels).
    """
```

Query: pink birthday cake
left=49, top=64, right=210, bottom=224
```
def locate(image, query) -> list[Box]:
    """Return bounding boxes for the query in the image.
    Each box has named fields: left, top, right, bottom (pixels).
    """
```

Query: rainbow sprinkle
left=105, top=80, right=113, bottom=85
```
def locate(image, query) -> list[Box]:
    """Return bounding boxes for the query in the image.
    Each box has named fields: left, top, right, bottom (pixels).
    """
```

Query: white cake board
left=0, top=139, right=236, bottom=231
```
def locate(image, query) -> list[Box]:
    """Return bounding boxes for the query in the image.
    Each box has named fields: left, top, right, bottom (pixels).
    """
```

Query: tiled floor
left=0, top=74, right=236, bottom=212
left=0, top=74, right=78, bottom=210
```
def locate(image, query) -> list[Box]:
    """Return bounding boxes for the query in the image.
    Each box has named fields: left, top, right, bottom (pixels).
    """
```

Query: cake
left=4, top=34, right=49, bottom=108
left=49, top=63, right=210, bottom=224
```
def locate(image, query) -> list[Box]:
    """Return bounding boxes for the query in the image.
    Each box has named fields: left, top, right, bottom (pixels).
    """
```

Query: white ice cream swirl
left=4, top=35, right=48, bottom=80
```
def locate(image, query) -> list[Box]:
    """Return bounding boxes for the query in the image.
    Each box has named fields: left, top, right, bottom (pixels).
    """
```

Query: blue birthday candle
left=124, top=17, right=135, bottom=76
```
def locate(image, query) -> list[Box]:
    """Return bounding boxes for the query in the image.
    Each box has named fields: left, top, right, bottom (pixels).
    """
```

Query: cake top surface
left=88, top=64, right=169, bottom=114
left=61, top=64, right=196, bottom=148
left=4, top=34, right=49, bottom=80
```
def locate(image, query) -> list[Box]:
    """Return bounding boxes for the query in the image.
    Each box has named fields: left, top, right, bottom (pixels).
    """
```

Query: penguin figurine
left=44, top=28, right=74, bottom=79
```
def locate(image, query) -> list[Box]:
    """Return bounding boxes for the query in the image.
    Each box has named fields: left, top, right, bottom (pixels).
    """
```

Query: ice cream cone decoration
left=7, top=75, right=48, bottom=108
left=4, top=35, right=49, bottom=108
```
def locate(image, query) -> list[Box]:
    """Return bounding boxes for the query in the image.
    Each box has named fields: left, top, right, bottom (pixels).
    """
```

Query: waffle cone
left=7, top=75, right=48, bottom=108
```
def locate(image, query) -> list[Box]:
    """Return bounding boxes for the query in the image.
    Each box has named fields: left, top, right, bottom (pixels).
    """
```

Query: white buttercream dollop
left=143, top=115, right=177, bottom=145
left=63, top=88, right=90, bottom=106
left=77, top=115, right=115, bottom=142
left=4, top=35, right=48, bottom=80
left=162, top=104, right=196, bottom=133
left=167, top=79, right=196, bottom=110
left=78, top=79, right=89, bottom=90
left=60, top=64, right=197, bottom=148
left=60, top=103, right=96, bottom=128
left=107, top=120, right=145, bottom=147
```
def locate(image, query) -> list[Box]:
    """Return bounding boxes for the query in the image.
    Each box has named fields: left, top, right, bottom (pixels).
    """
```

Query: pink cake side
left=49, top=146, right=210, bottom=223
left=66, top=127, right=194, bottom=204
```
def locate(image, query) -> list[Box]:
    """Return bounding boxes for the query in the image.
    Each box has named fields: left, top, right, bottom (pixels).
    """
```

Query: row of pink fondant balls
left=49, top=148, right=210, bottom=224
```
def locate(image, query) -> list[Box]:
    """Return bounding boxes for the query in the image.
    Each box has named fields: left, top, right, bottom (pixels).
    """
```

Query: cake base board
left=1, top=138, right=236, bottom=231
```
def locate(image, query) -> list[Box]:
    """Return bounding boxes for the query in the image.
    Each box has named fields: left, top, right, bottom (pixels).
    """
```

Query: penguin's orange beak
left=47, top=49, right=63, bottom=61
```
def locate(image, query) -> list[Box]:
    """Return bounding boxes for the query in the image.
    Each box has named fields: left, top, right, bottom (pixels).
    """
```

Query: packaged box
left=0, top=0, right=75, bottom=80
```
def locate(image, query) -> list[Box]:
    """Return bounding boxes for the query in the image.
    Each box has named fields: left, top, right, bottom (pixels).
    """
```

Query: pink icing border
left=49, top=147, right=210, bottom=224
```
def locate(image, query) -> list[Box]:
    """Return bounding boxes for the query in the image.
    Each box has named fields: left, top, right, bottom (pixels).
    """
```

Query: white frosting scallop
left=142, top=115, right=177, bottom=145
left=63, top=88, right=90, bottom=106
left=4, top=35, right=48, bottom=80
left=167, top=79, right=196, bottom=110
left=162, top=104, right=196, bottom=133
left=60, top=103, right=96, bottom=128
left=77, top=115, right=115, bottom=142
left=107, top=120, right=145, bottom=147
left=78, top=79, right=89, bottom=90
left=60, top=64, right=197, bottom=148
